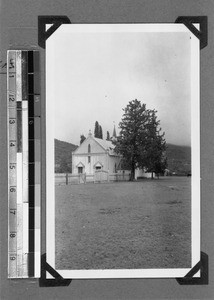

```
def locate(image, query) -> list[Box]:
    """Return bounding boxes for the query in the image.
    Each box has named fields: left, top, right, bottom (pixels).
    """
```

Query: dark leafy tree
left=143, top=111, right=167, bottom=178
left=58, top=159, right=71, bottom=173
left=115, top=99, right=166, bottom=180
left=80, top=134, right=86, bottom=144
left=106, top=131, right=110, bottom=140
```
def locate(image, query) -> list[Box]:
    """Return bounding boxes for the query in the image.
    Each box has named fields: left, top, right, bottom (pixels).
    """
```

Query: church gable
left=74, top=136, right=106, bottom=155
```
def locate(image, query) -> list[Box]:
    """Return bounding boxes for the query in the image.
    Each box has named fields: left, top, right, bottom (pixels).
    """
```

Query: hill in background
left=166, top=143, right=191, bottom=175
left=55, top=139, right=191, bottom=175
left=55, top=139, right=78, bottom=173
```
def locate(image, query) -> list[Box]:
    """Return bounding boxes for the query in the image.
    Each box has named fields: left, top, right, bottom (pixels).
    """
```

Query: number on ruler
left=10, top=209, right=16, bottom=215
left=10, top=232, right=16, bottom=238
left=9, top=95, right=15, bottom=102
left=9, top=164, right=16, bottom=170
left=9, top=58, right=15, bottom=69
left=10, top=186, right=16, bottom=192
left=10, top=256, right=16, bottom=261
left=9, top=119, right=16, bottom=125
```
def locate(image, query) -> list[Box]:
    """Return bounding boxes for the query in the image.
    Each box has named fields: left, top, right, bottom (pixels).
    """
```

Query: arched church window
left=88, top=144, right=91, bottom=153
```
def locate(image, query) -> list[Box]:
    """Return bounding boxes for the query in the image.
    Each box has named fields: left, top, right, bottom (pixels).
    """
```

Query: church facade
left=72, top=131, right=121, bottom=175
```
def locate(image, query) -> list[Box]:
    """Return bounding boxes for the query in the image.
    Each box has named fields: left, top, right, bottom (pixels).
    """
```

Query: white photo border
left=46, top=23, right=200, bottom=279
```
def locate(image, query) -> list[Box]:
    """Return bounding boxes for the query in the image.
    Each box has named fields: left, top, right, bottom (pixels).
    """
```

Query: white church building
left=72, top=131, right=121, bottom=175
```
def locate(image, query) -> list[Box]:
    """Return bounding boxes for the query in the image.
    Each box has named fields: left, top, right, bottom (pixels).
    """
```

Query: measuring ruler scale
left=7, top=50, right=41, bottom=278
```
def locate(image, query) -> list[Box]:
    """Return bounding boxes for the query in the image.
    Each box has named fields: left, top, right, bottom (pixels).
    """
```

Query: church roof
left=73, top=134, right=118, bottom=156
left=93, top=137, right=116, bottom=154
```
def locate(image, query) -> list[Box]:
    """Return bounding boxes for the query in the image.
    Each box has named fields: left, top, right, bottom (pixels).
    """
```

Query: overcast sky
left=49, top=26, right=192, bottom=146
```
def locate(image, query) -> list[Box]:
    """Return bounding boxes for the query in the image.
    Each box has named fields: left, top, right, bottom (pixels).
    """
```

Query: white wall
left=135, top=168, right=152, bottom=179
left=72, top=153, right=107, bottom=174
left=107, top=155, right=121, bottom=173
left=72, top=153, right=121, bottom=174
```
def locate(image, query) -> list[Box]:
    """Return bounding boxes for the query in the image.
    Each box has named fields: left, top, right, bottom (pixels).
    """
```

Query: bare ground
left=55, top=177, right=191, bottom=270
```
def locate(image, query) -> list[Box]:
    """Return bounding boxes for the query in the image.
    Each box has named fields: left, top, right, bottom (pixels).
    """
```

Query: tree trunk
left=129, top=162, right=135, bottom=181
left=151, top=172, right=154, bottom=179
left=130, top=162, right=135, bottom=181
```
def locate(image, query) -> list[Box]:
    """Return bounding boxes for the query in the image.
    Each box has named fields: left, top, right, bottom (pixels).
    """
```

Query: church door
left=78, top=166, right=83, bottom=174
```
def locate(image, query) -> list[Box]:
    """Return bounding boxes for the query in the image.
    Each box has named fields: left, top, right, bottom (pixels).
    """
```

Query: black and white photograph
left=46, top=24, right=200, bottom=278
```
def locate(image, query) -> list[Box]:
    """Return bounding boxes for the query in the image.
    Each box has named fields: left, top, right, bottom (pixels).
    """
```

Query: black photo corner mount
left=176, top=252, right=209, bottom=285
left=175, top=16, right=208, bottom=49
left=39, top=253, right=72, bottom=287
left=38, top=16, right=71, bottom=49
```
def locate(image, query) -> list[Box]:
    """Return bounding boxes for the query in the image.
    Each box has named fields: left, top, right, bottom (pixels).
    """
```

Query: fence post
left=66, top=173, right=68, bottom=185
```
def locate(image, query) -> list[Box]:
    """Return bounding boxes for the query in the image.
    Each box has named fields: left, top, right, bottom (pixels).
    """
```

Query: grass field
left=55, top=177, right=191, bottom=270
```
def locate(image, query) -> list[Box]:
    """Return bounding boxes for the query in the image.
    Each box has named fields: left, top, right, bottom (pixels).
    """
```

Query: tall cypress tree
left=94, top=121, right=103, bottom=139
left=80, top=134, right=86, bottom=144
left=94, top=121, right=99, bottom=138
left=99, top=125, right=103, bottom=139
left=106, top=131, right=110, bottom=140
